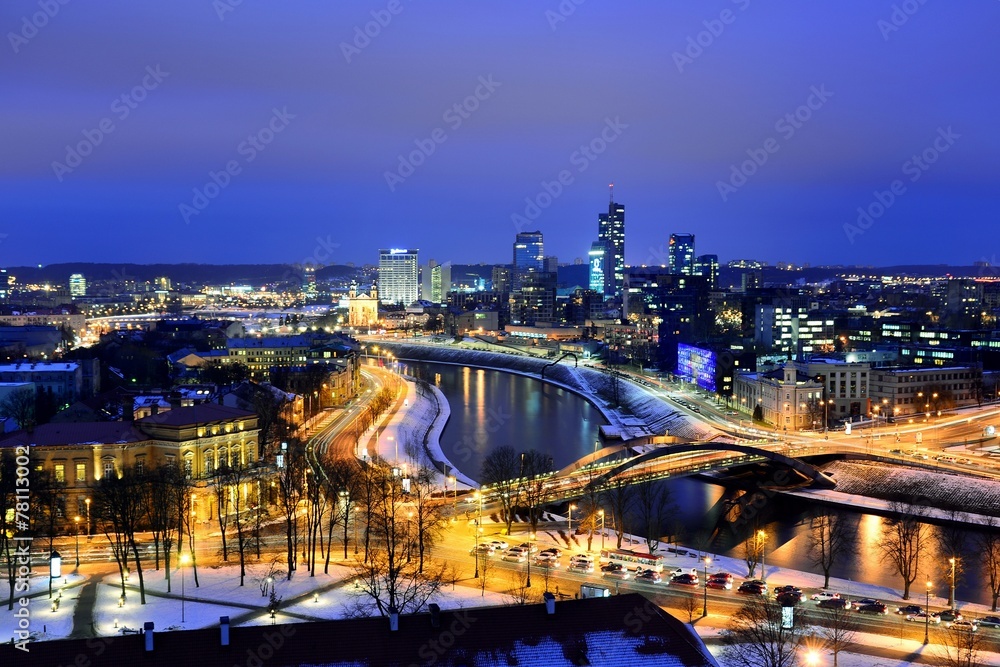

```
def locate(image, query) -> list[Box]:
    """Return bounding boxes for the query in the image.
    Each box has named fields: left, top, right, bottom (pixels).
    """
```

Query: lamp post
left=924, top=581, right=932, bottom=645
left=702, top=556, right=711, bottom=617
left=85, top=497, right=91, bottom=540
left=406, top=511, right=413, bottom=564
left=949, top=558, right=957, bottom=609
left=180, top=552, right=191, bottom=623
left=757, top=530, right=767, bottom=582
left=568, top=504, right=577, bottom=533
left=49, top=551, right=61, bottom=599
left=473, top=491, right=482, bottom=578
left=73, top=517, right=81, bottom=567
left=599, top=510, right=606, bottom=551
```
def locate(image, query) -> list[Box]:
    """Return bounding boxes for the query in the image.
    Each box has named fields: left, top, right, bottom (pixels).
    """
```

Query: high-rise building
left=512, top=231, right=544, bottom=291
left=378, top=248, right=419, bottom=305
left=694, top=254, right=718, bottom=290
left=491, top=266, right=511, bottom=294
left=303, top=265, right=317, bottom=295
left=668, top=234, right=696, bottom=275
left=430, top=262, right=451, bottom=303
left=69, top=273, right=87, bottom=298
left=597, top=186, right=625, bottom=297
left=543, top=256, right=559, bottom=274
left=588, top=241, right=609, bottom=296
left=510, top=271, right=557, bottom=326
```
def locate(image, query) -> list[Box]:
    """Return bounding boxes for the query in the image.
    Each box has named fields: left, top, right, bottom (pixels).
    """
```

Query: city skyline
left=2, top=1, right=998, bottom=268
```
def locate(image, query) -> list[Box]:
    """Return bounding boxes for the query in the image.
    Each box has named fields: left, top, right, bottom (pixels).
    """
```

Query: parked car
left=905, top=611, right=940, bottom=623
left=938, top=609, right=963, bottom=622
left=501, top=550, right=526, bottom=563
left=671, top=573, right=699, bottom=586
left=488, top=540, right=509, bottom=551
left=856, top=603, right=889, bottom=616
left=897, top=604, right=923, bottom=615
left=710, top=572, right=734, bottom=583
left=636, top=570, right=663, bottom=584
left=707, top=579, right=733, bottom=590
left=517, top=542, right=539, bottom=554
left=811, top=591, right=842, bottom=602
left=470, top=544, right=494, bottom=556
left=977, top=615, right=1000, bottom=629
left=818, top=598, right=851, bottom=610
left=539, top=547, right=562, bottom=558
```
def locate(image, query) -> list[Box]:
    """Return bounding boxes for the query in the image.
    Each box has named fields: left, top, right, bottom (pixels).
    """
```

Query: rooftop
left=136, top=403, right=254, bottom=427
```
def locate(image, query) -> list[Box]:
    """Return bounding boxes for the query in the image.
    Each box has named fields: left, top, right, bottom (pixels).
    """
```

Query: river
left=404, top=360, right=996, bottom=608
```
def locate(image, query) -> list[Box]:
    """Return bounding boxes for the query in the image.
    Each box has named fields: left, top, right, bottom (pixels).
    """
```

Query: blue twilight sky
left=1, top=1, right=998, bottom=269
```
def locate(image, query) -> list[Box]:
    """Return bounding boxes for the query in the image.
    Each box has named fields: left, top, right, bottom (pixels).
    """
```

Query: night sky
left=2, top=1, right=998, bottom=269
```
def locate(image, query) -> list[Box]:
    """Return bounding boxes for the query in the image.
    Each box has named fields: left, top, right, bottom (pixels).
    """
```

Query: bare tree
left=682, top=592, right=699, bottom=624
left=808, top=511, right=856, bottom=589
left=578, top=468, right=603, bottom=552
left=743, top=530, right=764, bottom=579
left=211, top=464, right=232, bottom=562
left=605, top=473, right=634, bottom=549
left=0, top=450, right=20, bottom=611
left=975, top=516, right=1000, bottom=611
left=722, top=596, right=801, bottom=667
left=519, top=450, right=552, bottom=535
left=937, top=510, right=968, bottom=604
left=877, top=496, right=930, bottom=599
left=410, top=464, right=444, bottom=573
left=0, top=387, right=35, bottom=430
left=937, top=623, right=985, bottom=667
left=94, top=465, right=148, bottom=604
left=480, top=446, right=521, bottom=536
left=818, top=603, right=858, bottom=667
left=276, top=439, right=306, bottom=578
left=477, top=550, right=495, bottom=598
left=636, top=474, right=669, bottom=553
left=142, top=464, right=180, bottom=590
left=503, top=568, right=540, bottom=606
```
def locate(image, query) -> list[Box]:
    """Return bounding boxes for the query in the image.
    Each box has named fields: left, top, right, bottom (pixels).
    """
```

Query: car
left=706, top=579, right=733, bottom=590
left=818, top=598, right=851, bottom=610
left=956, top=457, right=972, bottom=465
left=501, top=551, right=526, bottom=563
left=569, top=554, right=594, bottom=565
left=854, top=598, right=879, bottom=607
left=539, top=547, right=562, bottom=558
left=690, top=406, right=701, bottom=413
left=773, top=585, right=802, bottom=597
left=738, top=582, right=766, bottom=595
left=470, top=544, right=494, bottom=556
left=897, top=604, right=923, bottom=615
left=856, top=603, right=889, bottom=616
left=978, top=615, right=1000, bottom=629
left=507, top=545, right=528, bottom=555
left=905, top=611, right=940, bottom=623
left=726, top=410, right=739, bottom=416
left=938, top=609, right=963, bottom=622
left=671, top=573, right=699, bottom=586
left=602, top=564, right=630, bottom=580
left=710, top=572, right=734, bottom=583
left=889, top=448, right=905, bottom=454
left=811, top=591, right=842, bottom=602
left=533, top=553, right=560, bottom=568
left=947, top=620, right=978, bottom=632
left=567, top=561, right=594, bottom=573
left=671, top=567, right=699, bottom=577
left=776, top=591, right=803, bottom=605
left=517, top=542, right=539, bottom=554
left=488, top=540, right=509, bottom=551
left=636, top=570, right=662, bottom=584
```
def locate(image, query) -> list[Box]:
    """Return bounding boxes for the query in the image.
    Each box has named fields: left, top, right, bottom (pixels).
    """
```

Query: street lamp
left=568, top=504, right=577, bottom=533
left=406, top=511, right=414, bottom=564
left=473, top=491, right=483, bottom=578
left=73, top=517, right=81, bottom=567
left=599, top=510, right=606, bottom=551
left=924, top=580, right=932, bottom=645
left=179, top=552, right=191, bottom=623
left=949, top=557, right=957, bottom=609
left=702, top=556, right=711, bottom=617
left=85, top=497, right=91, bottom=540
left=757, top=530, right=767, bottom=582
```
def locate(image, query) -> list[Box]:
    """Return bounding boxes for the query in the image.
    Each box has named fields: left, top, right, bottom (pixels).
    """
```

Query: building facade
left=598, top=197, right=625, bottom=297
left=668, top=233, right=695, bottom=275
left=378, top=248, right=419, bottom=305
left=512, top=231, right=544, bottom=292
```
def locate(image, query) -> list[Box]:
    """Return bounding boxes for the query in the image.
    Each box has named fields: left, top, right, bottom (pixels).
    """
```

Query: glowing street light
left=180, top=552, right=191, bottom=623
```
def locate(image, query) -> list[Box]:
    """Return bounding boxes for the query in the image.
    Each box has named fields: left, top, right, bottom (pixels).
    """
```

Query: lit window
left=54, top=464, right=65, bottom=483
left=75, top=463, right=86, bottom=483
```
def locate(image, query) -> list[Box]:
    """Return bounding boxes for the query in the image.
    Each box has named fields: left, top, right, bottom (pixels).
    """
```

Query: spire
left=609, top=182, right=614, bottom=205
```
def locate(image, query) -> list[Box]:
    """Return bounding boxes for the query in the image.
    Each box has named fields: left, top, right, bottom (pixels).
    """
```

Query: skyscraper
left=69, top=273, right=87, bottom=298
left=695, top=254, right=718, bottom=290
left=668, top=234, right=696, bottom=275
left=512, top=231, right=544, bottom=291
left=597, top=185, right=625, bottom=298
left=588, top=241, right=609, bottom=297
left=378, top=248, right=419, bottom=305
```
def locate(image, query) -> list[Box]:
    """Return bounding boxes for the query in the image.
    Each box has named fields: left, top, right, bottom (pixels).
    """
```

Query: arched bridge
left=583, top=441, right=837, bottom=491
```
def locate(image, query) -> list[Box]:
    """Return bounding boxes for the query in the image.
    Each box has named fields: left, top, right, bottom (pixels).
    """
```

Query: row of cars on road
left=669, top=396, right=702, bottom=413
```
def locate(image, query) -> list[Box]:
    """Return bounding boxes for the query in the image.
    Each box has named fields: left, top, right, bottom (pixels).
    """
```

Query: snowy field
left=0, top=572, right=85, bottom=643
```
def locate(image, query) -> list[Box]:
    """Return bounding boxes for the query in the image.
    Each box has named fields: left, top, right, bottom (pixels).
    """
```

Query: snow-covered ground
left=0, top=572, right=84, bottom=643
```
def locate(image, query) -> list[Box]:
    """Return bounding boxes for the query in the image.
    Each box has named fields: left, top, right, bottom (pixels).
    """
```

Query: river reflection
left=408, top=360, right=997, bottom=607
